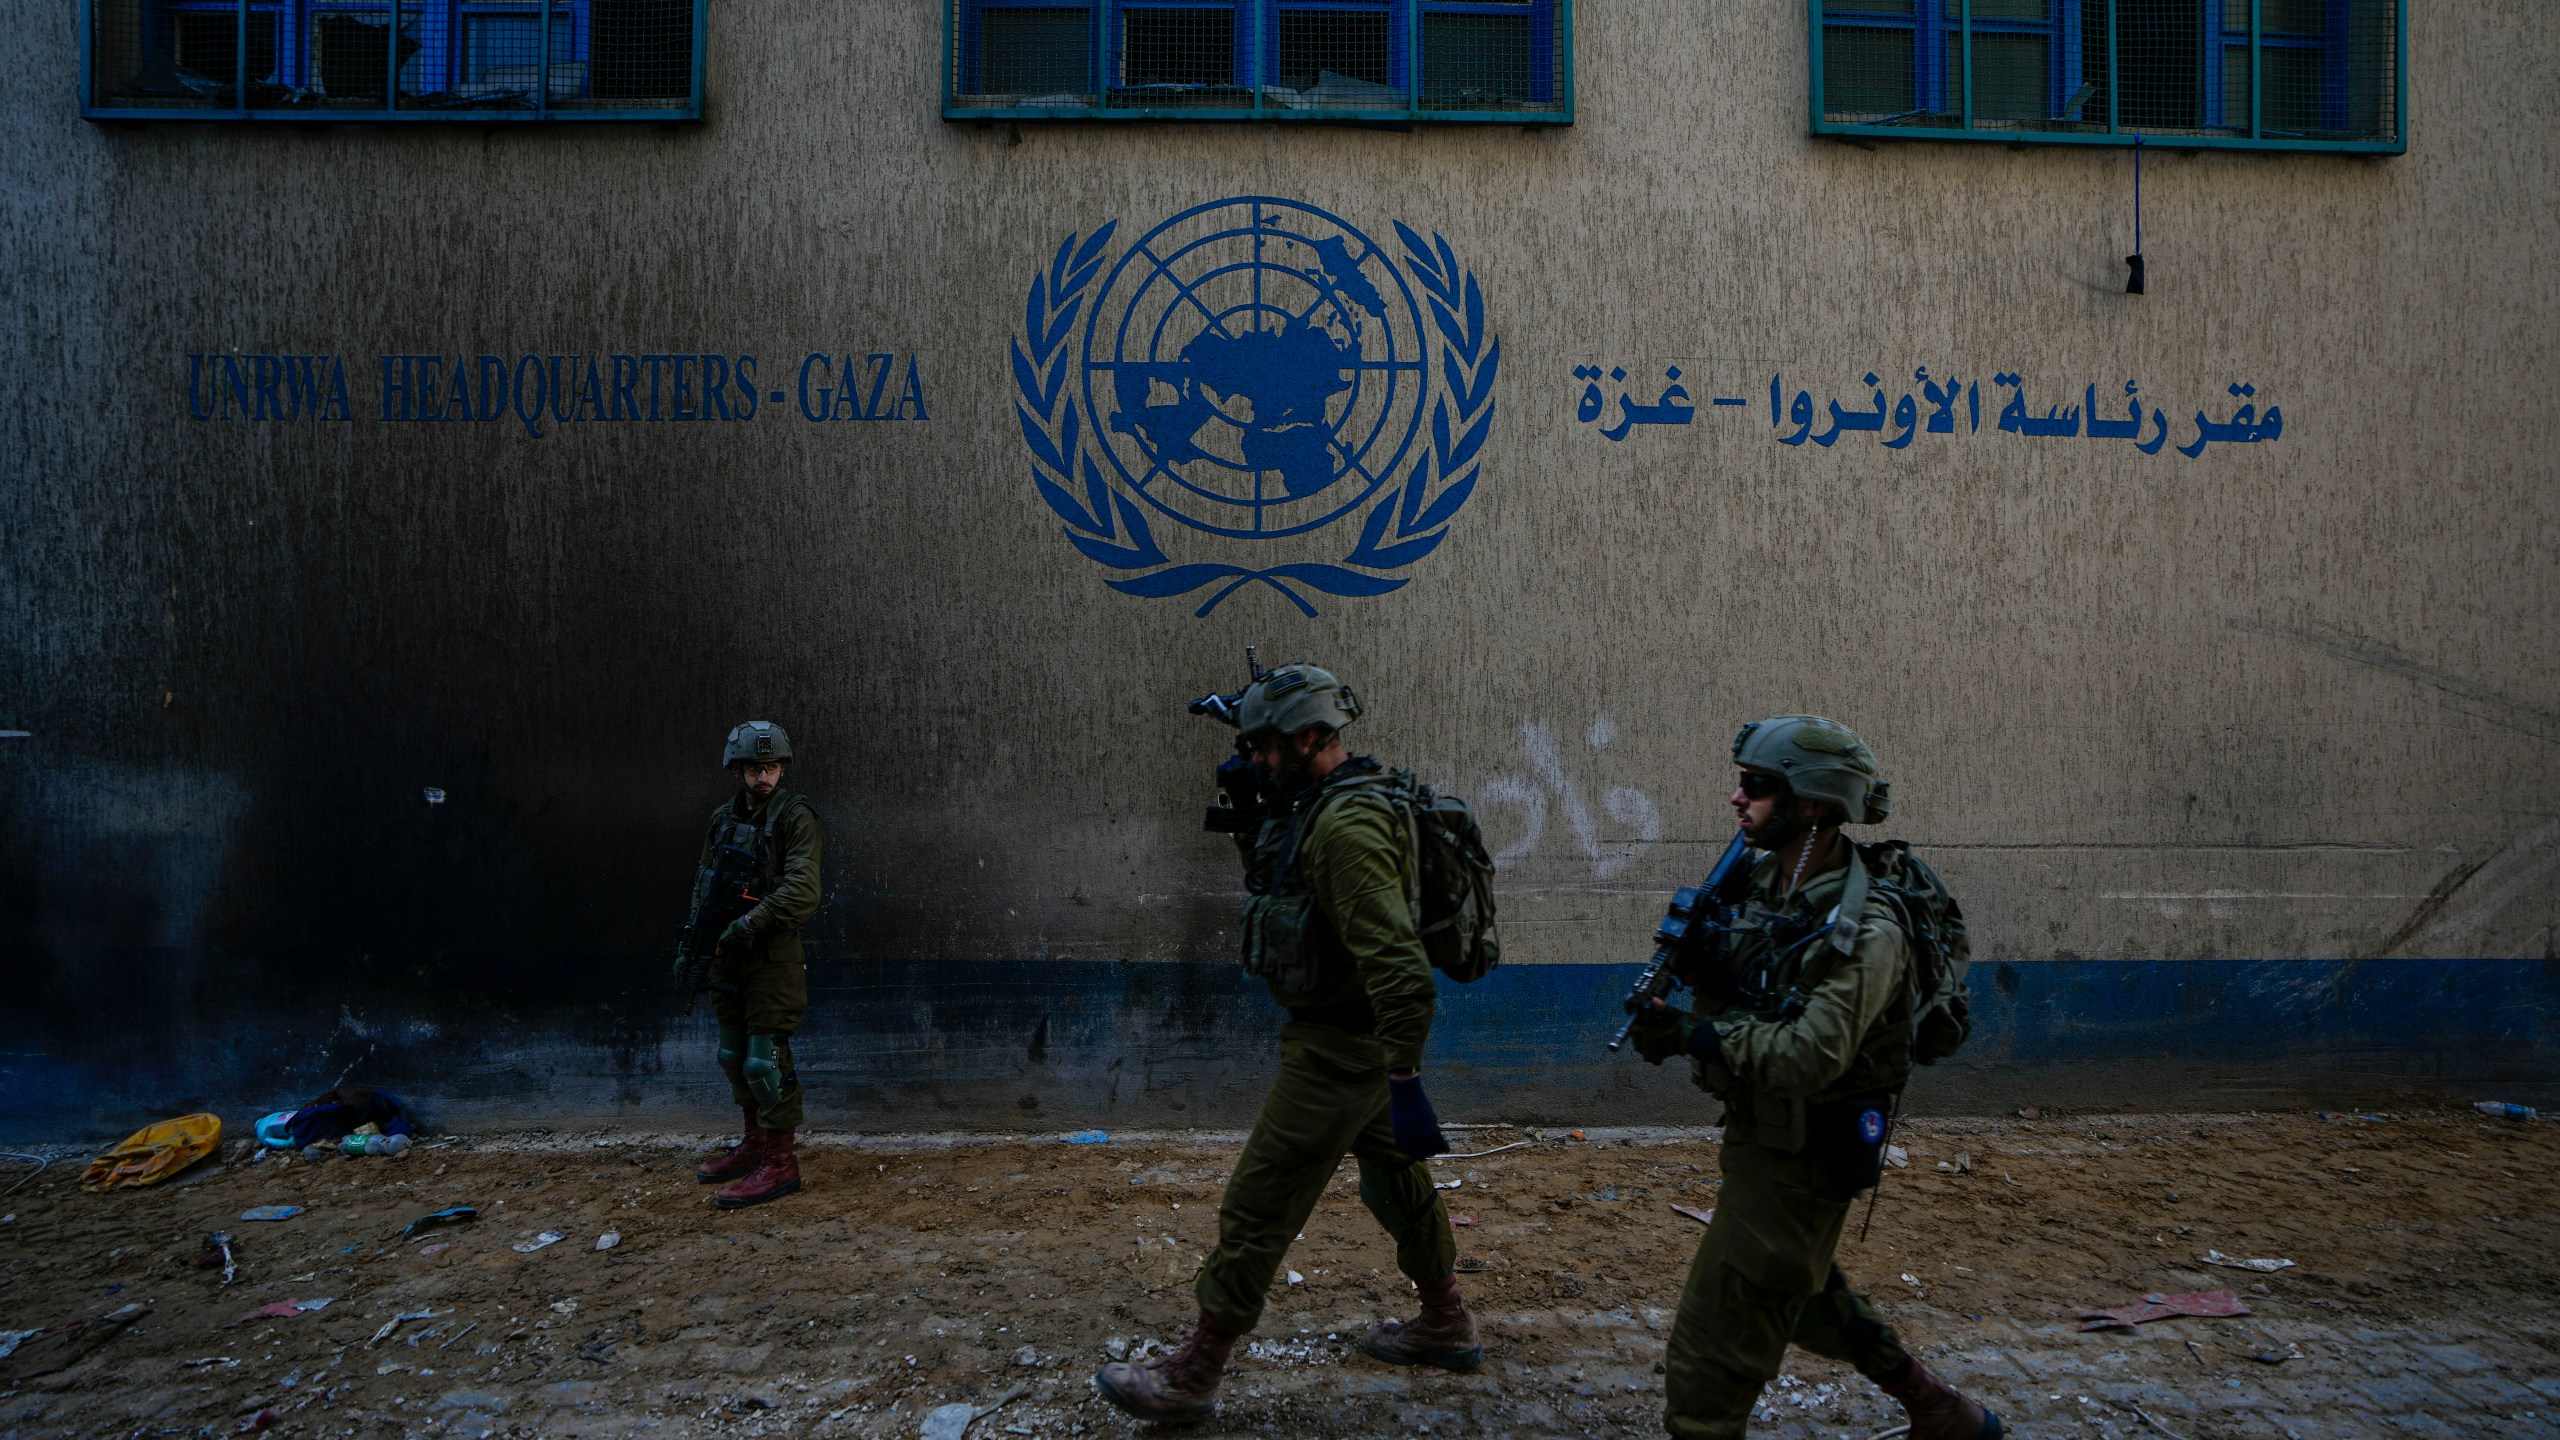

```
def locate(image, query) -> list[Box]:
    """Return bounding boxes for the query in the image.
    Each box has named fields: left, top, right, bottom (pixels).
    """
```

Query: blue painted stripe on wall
left=0, top=955, right=2551, bottom=1140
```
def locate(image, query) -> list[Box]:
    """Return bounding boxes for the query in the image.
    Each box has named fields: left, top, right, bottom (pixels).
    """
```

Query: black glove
left=717, top=915, right=757, bottom=957
left=1387, top=1075, right=1450, bottom=1161
left=1626, top=1002, right=1691, bottom=1066
left=1688, top=1018, right=1725, bottom=1065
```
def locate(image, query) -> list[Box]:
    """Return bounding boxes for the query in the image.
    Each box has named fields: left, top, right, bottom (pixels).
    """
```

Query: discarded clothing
left=284, top=1087, right=417, bottom=1149
left=2078, top=1288, right=2250, bottom=1331
left=80, top=1112, right=222, bottom=1192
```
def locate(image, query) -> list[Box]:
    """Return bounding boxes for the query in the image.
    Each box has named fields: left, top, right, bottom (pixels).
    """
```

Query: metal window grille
left=84, top=0, right=702, bottom=120
left=1811, top=0, right=2401, bottom=152
left=947, top=0, right=1571, bottom=122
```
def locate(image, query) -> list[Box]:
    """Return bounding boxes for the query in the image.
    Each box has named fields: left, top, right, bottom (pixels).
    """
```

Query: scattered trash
left=438, top=1321, right=480, bottom=1350
left=1102, top=1337, right=1130, bottom=1361
left=230, top=1298, right=331, bottom=1327
left=1012, top=1344, right=1041, bottom=1367
left=237, top=1407, right=277, bottom=1433
left=366, top=1310, right=440, bottom=1348
left=207, top=1231, right=238, bottom=1286
left=418, top=1244, right=451, bottom=1257
left=1901, top=1273, right=1925, bottom=1296
left=1671, top=1204, right=1716, bottom=1227
left=254, top=1112, right=299, bottom=1149
left=1, top=1302, right=151, bottom=1375
left=280, top=1087, right=419, bottom=1151
left=1, top=1151, right=47, bottom=1197
left=1285, top=1270, right=1305, bottom=1285
left=551, top=1299, right=578, bottom=1317
left=341, top=1133, right=414, bottom=1159
left=1934, top=1153, right=1974, bottom=1174
left=0, top=1330, right=39, bottom=1360
left=1567, top=1130, right=1586, bottom=1141
left=1442, top=1140, right=1530, bottom=1160
left=1885, top=1145, right=1910, bottom=1169
left=404, top=1206, right=478, bottom=1240
left=240, top=1206, right=303, bottom=1223
left=2018, top=1106, right=2044, bottom=1121
left=2078, top=1288, right=2250, bottom=1332
left=595, top=1231, right=621, bottom=1251
left=80, top=1112, right=223, bottom=1192
left=920, top=1384, right=1028, bottom=1440
left=2473, top=1101, right=2538, bottom=1121
left=513, top=1232, right=565, bottom=1253
left=1433, top=1177, right=1463, bottom=1190
left=2200, top=1251, right=2294, bottom=1273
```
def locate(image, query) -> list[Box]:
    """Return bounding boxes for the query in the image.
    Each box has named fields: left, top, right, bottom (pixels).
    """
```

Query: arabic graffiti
left=1570, top=363, right=2286, bottom=458
left=1477, top=717, right=1662, bottom=881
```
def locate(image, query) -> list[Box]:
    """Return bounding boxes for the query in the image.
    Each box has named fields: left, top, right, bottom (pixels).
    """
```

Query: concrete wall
left=3, top=0, right=2555, bottom=1138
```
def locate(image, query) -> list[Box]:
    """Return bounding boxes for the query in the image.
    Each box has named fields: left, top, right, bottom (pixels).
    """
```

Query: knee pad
left=742, top=1033, right=783, bottom=1108
left=716, top=1028, right=747, bottom=1073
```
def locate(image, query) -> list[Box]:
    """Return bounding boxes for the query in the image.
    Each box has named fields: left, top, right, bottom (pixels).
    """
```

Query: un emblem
left=1015, top=197, right=1499, bottom=617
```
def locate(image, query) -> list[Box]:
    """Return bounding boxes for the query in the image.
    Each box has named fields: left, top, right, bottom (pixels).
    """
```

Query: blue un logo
left=1016, top=197, right=1499, bottom=617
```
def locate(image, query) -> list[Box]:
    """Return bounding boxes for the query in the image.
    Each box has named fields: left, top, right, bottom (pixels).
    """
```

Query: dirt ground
left=1, top=1109, right=2555, bottom=1440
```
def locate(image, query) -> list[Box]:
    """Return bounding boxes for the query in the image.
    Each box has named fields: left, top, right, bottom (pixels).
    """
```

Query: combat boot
left=1094, top=1312, right=1239, bottom=1422
left=1878, top=1358, right=2004, bottom=1440
left=695, top=1108, right=767, bottom=1184
left=1358, top=1273, right=1484, bottom=1371
left=712, top=1129, right=801, bottom=1209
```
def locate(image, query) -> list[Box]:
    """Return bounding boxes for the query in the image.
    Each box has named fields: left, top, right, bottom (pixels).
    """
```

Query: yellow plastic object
left=79, top=1112, right=223, bottom=1192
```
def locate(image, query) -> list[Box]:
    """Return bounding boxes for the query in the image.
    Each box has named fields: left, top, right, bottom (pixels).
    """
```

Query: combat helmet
left=1236, top=665, right=1361, bottom=743
left=723, top=720, right=793, bottom=767
left=1732, top=715, right=1891, bottom=824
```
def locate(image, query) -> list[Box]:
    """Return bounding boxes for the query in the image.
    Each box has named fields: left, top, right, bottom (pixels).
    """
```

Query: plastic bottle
left=2473, top=1101, right=2538, bottom=1120
left=340, top=1133, right=416, bottom=1157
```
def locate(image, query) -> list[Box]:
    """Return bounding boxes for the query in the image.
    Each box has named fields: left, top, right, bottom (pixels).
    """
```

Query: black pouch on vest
left=1803, top=1091, right=1895, bottom=1203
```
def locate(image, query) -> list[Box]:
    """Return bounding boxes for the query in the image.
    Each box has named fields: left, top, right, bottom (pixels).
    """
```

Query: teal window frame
left=1809, top=0, right=2404, bottom=153
left=81, top=0, right=703, bottom=121
left=945, top=0, right=1574, bottom=124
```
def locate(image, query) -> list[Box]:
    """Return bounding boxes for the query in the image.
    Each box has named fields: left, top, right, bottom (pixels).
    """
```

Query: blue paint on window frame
left=945, top=0, right=1574, bottom=125
left=1808, top=0, right=2404, bottom=155
left=81, top=0, right=702, bottom=122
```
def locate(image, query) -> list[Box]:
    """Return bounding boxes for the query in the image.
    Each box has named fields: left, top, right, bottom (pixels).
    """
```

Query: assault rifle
left=1188, top=646, right=1272, bottom=835
left=1608, top=829, right=1754, bottom=1051
left=675, top=838, right=759, bottom=1015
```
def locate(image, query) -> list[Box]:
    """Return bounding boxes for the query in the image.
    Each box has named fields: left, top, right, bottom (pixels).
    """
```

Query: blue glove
left=1387, top=1076, right=1450, bottom=1161
left=1688, top=1019, right=1724, bottom=1064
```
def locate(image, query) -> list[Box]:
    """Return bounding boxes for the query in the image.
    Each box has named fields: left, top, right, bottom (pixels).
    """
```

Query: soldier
left=1095, top=664, right=1479, bottom=1422
left=1627, top=716, right=2002, bottom=1440
left=686, top=720, right=825, bottom=1210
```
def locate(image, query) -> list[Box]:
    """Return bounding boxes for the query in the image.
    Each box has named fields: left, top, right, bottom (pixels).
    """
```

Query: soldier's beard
left=1745, top=808, right=1811, bottom=850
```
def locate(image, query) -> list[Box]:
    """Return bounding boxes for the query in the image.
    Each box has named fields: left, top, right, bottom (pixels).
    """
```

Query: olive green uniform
left=700, top=790, right=824, bottom=1130
left=1194, top=760, right=1457, bottom=1336
left=1657, top=852, right=1918, bottom=1439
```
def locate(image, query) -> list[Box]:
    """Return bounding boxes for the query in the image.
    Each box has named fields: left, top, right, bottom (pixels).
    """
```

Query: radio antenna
left=1246, top=645, right=1264, bottom=682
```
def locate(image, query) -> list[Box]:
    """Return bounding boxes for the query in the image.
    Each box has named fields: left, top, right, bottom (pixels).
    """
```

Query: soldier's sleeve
left=1702, top=917, right=1909, bottom=1099
left=1304, top=793, right=1435, bottom=1072
left=743, top=802, right=825, bottom=937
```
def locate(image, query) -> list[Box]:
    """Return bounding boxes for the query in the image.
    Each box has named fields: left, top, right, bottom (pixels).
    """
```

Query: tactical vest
left=1239, top=761, right=1391, bottom=1009
left=714, top=788, right=808, bottom=929
left=1703, top=849, right=1915, bottom=1146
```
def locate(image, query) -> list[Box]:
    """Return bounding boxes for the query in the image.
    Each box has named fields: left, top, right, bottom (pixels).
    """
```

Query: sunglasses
left=1735, top=772, right=1783, bottom=800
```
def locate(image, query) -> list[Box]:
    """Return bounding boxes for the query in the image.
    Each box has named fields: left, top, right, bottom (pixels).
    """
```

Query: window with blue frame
left=85, top=0, right=701, bottom=118
left=1812, top=0, right=2401, bottom=152
left=947, top=0, right=1571, bottom=122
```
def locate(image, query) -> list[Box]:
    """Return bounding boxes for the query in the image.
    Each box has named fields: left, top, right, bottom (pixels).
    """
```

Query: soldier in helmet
left=1627, top=717, right=2002, bottom=1440
left=684, top=720, right=826, bottom=1209
left=1095, top=664, right=1479, bottom=1422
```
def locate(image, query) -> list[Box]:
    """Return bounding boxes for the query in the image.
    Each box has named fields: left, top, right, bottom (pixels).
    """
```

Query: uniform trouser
left=711, top=945, right=807, bottom=1131
left=1663, top=1136, right=1913, bottom=1438
left=1193, top=1022, right=1458, bottom=1335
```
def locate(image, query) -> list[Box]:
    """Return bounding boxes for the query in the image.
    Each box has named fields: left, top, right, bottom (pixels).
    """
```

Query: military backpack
left=1243, top=767, right=1500, bottom=993
left=1855, top=840, right=1973, bottom=1064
